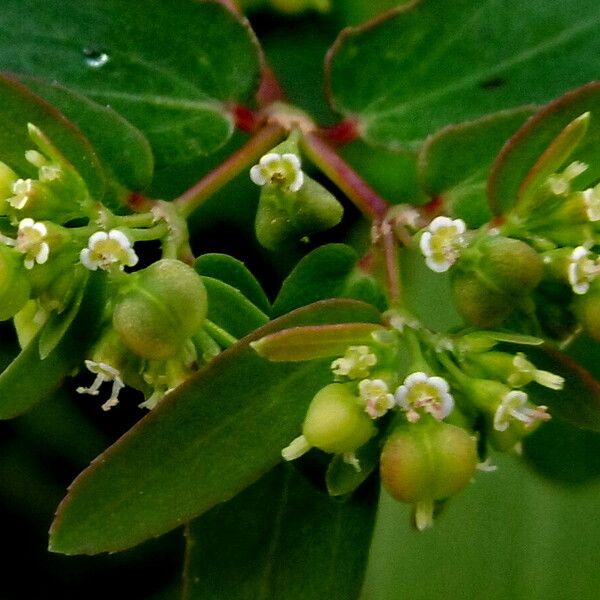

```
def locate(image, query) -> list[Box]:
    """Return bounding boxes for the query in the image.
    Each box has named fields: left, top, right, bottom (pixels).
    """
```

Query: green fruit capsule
left=0, top=245, right=31, bottom=321
left=302, top=383, right=376, bottom=454
left=478, top=236, right=542, bottom=296
left=380, top=421, right=477, bottom=505
left=451, top=270, right=512, bottom=327
left=113, top=259, right=207, bottom=360
left=573, top=285, right=600, bottom=341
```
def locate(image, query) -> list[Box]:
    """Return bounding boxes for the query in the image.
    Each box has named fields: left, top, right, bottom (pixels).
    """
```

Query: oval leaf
left=0, top=73, right=105, bottom=200
left=418, top=107, right=535, bottom=226
left=489, top=82, right=600, bottom=215
left=0, top=271, right=106, bottom=419
left=252, top=322, right=384, bottom=362
left=0, top=0, right=262, bottom=169
left=202, top=275, right=269, bottom=339
left=272, top=244, right=359, bottom=317
left=20, top=76, right=154, bottom=192
left=182, top=464, right=378, bottom=600
left=49, top=299, right=382, bottom=555
left=195, top=253, right=270, bottom=314
left=327, top=1, right=600, bottom=150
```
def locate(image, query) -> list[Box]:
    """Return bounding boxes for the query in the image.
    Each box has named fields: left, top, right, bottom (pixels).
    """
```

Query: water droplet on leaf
left=83, top=46, right=109, bottom=68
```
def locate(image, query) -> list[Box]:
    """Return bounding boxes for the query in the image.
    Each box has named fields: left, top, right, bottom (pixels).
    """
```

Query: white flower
left=76, top=360, right=125, bottom=411
left=80, top=229, right=138, bottom=271
left=394, top=371, right=454, bottom=423
left=583, top=185, right=600, bottom=222
left=331, top=346, right=377, bottom=380
left=8, top=178, right=34, bottom=210
left=249, top=152, right=304, bottom=192
left=359, top=378, right=395, bottom=419
left=419, top=216, right=466, bottom=273
left=15, top=218, right=50, bottom=269
left=547, top=161, right=588, bottom=196
left=567, top=246, right=600, bottom=295
left=493, top=390, right=550, bottom=432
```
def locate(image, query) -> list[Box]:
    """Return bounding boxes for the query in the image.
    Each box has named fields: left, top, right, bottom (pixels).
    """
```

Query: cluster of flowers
left=419, top=155, right=600, bottom=339
left=0, top=125, right=210, bottom=411
left=279, top=317, right=562, bottom=529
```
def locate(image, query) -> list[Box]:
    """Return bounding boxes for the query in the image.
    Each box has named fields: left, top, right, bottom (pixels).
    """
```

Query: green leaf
left=489, top=82, right=600, bottom=214
left=49, top=299, right=382, bottom=555
left=523, top=417, right=600, bottom=485
left=272, top=244, right=380, bottom=317
left=252, top=322, right=384, bottom=361
left=182, top=463, right=378, bottom=600
left=195, top=253, right=270, bottom=314
left=326, top=1, right=600, bottom=150
left=20, top=76, right=154, bottom=192
left=0, top=73, right=105, bottom=200
left=202, top=276, right=269, bottom=339
left=418, top=107, right=535, bottom=227
left=38, top=270, right=89, bottom=360
left=520, top=343, right=600, bottom=432
left=0, top=0, right=261, bottom=170
left=0, top=271, right=106, bottom=419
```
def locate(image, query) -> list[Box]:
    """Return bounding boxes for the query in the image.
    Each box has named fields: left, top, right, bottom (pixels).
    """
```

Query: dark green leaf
left=252, top=322, right=384, bottom=361
left=273, top=244, right=377, bottom=317
left=489, top=82, right=600, bottom=214
left=195, top=253, right=270, bottom=314
left=0, top=73, right=105, bottom=200
left=183, top=464, right=378, bottom=600
left=523, top=417, right=600, bottom=485
left=49, top=299, right=382, bottom=555
left=418, top=107, right=535, bottom=226
left=20, top=76, right=154, bottom=192
left=0, top=271, right=106, bottom=419
left=0, top=0, right=261, bottom=169
left=202, top=276, right=269, bottom=338
left=327, top=1, right=600, bottom=150
left=521, top=343, right=600, bottom=432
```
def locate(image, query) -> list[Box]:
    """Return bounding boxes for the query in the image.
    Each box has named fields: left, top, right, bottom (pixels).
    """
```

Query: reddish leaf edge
left=49, top=298, right=382, bottom=554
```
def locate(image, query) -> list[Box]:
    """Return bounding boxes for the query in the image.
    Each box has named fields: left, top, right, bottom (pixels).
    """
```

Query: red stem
left=381, top=224, right=402, bottom=306
left=300, top=132, right=390, bottom=220
left=174, top=123, right=286, bottom=217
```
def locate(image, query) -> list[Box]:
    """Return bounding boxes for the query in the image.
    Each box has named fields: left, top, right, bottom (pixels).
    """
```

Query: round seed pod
left=113, top=259, right=207, bottom=360
left=380, top=421, right=477, bottom=504
left=573, top=285, right=600, bottom=341
left=302, top=383, right=376, bottom=454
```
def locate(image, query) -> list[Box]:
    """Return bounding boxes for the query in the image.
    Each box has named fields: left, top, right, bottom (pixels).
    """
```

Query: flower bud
left=0, top=245, right=31, bottom=320
left=113, top=259, right=207, bottom=360
left=380, top=420, right=477, bottom=504
left=302, top=383, right=376, bottom=454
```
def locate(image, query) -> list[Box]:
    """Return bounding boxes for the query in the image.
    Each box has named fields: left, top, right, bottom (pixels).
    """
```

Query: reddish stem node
left=320, top=119, right=359, bottom=146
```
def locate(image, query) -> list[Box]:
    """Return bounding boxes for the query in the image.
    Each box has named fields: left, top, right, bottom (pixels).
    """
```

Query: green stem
left=203, top=319, right=238, bottom=348
left=300, top=131, right=390, bottom=220
left=174, top=123, right=287, bottom=218
left=127, top=222, right=170, bottom=242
